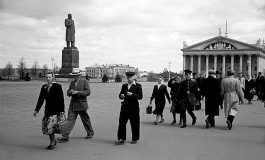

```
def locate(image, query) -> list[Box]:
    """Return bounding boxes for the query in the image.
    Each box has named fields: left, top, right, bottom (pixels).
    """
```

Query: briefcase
left=146, top=105, right=153, bottom=114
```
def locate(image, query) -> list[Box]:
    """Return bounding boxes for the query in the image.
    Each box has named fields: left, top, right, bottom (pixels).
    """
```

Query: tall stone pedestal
left=60, top=47, right=79, bottom=74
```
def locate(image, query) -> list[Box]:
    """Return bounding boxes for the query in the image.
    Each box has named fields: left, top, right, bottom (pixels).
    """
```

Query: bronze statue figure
left=65, top=14, right=75, bottom=48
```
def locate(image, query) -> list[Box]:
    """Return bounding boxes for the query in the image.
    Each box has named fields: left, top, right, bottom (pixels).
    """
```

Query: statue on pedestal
left=65, top=14, right=75, bottom=48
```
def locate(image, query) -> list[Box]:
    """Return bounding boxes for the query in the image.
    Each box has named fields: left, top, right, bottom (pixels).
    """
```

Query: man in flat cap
left=221, top=70, right=244, bottom=130
left=201, top=70, right=220, bottom=129
left=115, top=71, right=143, bottom=145
left=176, top=70, right=198, bottom=128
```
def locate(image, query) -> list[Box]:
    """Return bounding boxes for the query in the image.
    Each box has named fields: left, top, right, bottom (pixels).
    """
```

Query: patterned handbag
left=56, top=112, right=67, bottom=134
left=146, top=105, right=153, bottom=114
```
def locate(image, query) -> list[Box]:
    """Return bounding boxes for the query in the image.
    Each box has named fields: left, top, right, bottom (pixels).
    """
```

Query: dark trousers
left=62, top=106, right=94, bottom=137
left=117, top=110, right=140, bottom=141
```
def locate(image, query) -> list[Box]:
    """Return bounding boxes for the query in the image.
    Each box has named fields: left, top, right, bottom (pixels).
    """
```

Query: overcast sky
left=0, top=0, right=264, bottom=72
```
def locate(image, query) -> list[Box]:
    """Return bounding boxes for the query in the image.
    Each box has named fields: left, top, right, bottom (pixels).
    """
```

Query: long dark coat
left=168, top=79, right=181, bottom=113
left=244, top=79, right=255, bottom=100
left=65, top=18, right=75, bottom=42
left=151, top=84, right=170, bottom=115
left=201, top=76, right=220, bottom=116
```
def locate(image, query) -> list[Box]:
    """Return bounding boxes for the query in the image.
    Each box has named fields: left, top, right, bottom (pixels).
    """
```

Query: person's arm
left=165, top=86, right=171, bottom=103
left=33, top=85, right=45, bottom=116
left=57, top=84, right=65, bottom=113
left=150, top=86, right=156, bottom=104
left=131, top=84, right=143, bottom=100
left=67, top=82, right=73, bottom=97
left=77, top=80, right=90, bottom=97
left=236, top=80, right=244, bottom=103
left=119, top=84, right=126, bottom=99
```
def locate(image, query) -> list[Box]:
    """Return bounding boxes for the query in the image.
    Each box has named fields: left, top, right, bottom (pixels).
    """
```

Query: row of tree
left=1, top=58, right=60, bottom=80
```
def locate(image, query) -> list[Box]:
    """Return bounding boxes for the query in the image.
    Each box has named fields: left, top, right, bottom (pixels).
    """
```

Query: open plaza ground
left=0, top=81, right=265, bottom=160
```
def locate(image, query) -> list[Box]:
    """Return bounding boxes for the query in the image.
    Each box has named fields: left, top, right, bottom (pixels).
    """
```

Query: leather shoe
left=226, top=120, right=232, bottom=130
left=46, top=141, right=56, bottom=150
left=57, top=137, right=69, bottom=143
left=115, top=140, right=125, bottom=145
left=205, top=119, right=209, bottom=129
left=192, top=117, right=197, bottom=125
left=131, top=140, right=137, bottom=144
left=85, top=132, right=94, bottom=139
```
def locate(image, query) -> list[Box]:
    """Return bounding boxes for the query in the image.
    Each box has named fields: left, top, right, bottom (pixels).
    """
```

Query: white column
left=190, top=55, right=193, bottom=71
left=206, top=55, right=209, bottom=77
left=231, top=55, right=234, bottom=71
left=257, top=55, right=260, bottom=73
left=239, top=55, right=243, bottom=73
left=183, top=55, right=186, bottom=71
left=222, top=55, right=226, bottom=77
left=198, top=55, right=201, bottom=74
left=248, top=55, right=252, bottom=77
left=214, top=55, right=217, bottom=71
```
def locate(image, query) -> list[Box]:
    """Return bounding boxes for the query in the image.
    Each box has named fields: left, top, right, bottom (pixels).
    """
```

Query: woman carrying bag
left=150, top=76, right=171, bottom=125
left=33, top=72, right=65, bottom=150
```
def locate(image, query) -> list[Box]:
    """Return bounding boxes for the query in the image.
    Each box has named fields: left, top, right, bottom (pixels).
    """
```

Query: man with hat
left=176, top=70, right=198, bottom=128
left=201, top=70, right=220, bottom=129
left=115, top=71, right=143, bottom=145
left=221, top=70, right=244, bottom=130
left=57, top=68, right=94, bottom=142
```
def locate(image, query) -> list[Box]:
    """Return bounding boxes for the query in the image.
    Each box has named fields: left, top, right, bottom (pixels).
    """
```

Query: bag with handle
left=55, top=112, right=67, bottom=134
left=146, top=105, right=153, bottom=114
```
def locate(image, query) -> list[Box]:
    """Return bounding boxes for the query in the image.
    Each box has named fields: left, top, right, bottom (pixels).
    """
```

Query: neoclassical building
left=181, top=36, right=265, bottom=77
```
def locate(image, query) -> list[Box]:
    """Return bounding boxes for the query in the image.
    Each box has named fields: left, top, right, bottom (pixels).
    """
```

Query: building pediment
left=182, top=36, right=261, bottom=51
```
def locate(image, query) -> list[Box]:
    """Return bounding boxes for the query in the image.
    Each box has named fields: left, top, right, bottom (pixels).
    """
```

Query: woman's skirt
left=42, top=115, right=60, bottom=135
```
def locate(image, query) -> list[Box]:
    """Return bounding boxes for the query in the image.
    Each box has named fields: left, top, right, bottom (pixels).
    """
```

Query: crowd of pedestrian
left=33, top=68, right=265, bottom=149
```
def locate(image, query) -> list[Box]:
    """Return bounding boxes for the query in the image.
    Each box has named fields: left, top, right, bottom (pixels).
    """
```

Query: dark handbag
left=146, top=105, right=152, bottom=114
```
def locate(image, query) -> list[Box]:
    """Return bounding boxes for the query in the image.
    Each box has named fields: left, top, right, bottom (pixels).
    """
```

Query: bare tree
left=17, top=58, right=26, bottom=79
left=31, top=60, right=39, bottom=76
left=3, top=61, right=14, bottom=80
left=42, top=64, right=49, bottom=76
left=53, top=63, right=60, bottom=73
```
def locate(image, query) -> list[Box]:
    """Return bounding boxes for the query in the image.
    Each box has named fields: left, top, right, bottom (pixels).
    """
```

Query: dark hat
left=208, top=70, right=215, bottom=74
left=184, top=70, right=192, bottom=74
left=192, top=72, right=197, bottom=76
left=125, top=71, right=135, bottom=77
left=227, top=70, right=234, bottom=76
left=215, top=70, right=220, bottom=74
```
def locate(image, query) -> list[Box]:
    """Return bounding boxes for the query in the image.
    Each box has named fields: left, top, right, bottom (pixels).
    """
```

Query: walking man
left=201, top=70, right=220, bottom=129
left=221, top=70, right=244, bottom=130
left=115, top=71, right=143, bottom=145
left=57, top=68, right=94, bottom=142
left=176, top=70, right=198, bottom=128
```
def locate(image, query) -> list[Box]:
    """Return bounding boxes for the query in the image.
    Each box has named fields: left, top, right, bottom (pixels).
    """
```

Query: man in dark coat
left=115, top=71, right=143, bottom=145
left=176, top=70, right=198, bottom=128
left=215, top=71, right=223, bottom=108
left=201, top=70, right=220, bottom=129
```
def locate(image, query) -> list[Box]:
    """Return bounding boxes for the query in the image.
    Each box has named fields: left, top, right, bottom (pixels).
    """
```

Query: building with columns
left=181, top=36, right=265, bottom=78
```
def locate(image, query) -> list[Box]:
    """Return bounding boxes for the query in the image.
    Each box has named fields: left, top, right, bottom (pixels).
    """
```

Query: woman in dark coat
left=244, top=75, right=255, bottom=104
left=150, top=76, right=171, bottom=125
left=201, top=70, right=220, bottom=128
left=33, top=72, right=65, bottom=150
left=168, top=76, right=182, bottom=125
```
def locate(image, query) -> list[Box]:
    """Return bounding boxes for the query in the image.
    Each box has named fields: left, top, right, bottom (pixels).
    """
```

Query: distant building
left=85, top=64, right=137, bottom=78
left=182, top=35, right=265, bottom=78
